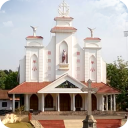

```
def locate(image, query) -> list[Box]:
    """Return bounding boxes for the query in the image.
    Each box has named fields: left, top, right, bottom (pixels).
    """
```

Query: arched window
left=31, top=54, right=38, bottom=80
left=60, top=41, right=68, bottom=63
left=45, top=94, right=53, bottom=108
left=75, top=94, right=82, bottom=108
left=89, top=55, right=96, bottom=81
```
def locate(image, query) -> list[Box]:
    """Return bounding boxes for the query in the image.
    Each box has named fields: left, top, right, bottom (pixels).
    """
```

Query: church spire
left=58, top=0, right=70, bottom=17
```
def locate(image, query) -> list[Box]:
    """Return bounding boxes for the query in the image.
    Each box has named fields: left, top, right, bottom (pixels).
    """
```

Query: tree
left=0, top=70, right=18, bottom=90
left=107, top=56, right=128, bottom=110
left=0, top=71, right=7, bottom=89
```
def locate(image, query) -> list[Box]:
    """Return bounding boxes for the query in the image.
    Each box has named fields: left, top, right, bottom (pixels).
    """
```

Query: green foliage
left=0, top=70, right=18, bottom=90
left=107, top=56, right=128, bottom=110
left=15, top=106, right=25, bottom=115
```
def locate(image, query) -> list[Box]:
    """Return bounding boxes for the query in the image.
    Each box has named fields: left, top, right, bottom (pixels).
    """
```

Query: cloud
left=0, top=10, right=5, bottom=13
left=3, top=21, right=14, bottom=27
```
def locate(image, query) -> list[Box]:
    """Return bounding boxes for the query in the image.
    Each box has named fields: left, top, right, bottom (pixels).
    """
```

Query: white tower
left=25, top=26, right=44, bottom=82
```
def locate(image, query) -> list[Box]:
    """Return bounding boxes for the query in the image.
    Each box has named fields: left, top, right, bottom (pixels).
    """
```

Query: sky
left=0, top=0, right=128, bottom=71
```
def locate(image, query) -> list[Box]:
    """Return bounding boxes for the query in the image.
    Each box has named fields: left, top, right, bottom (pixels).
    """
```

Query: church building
left=9, top=1, right=120, bottom=112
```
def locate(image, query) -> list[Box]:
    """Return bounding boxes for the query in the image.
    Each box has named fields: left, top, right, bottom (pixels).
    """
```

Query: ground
left=5, top=122, right=33, bottom=128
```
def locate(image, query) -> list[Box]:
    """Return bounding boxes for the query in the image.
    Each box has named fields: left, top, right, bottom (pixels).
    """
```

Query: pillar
left=84, top=94, right=87, bottom=110
left=41, top=94, right=44, bottom=112
left=114, top=94, right=116, bottom=111
left=57, top=93, right=60, bottom=111
left=102, top=95, right=104, bottom=111
left=12, top=94, right=15, bottom=112
left=106, top=95, right=108, bottom=111
left=25, top=94, right=29, bottom=111
left=73, top=94, right=75, bottom=111
left=110, top=95, right=112, bottom=111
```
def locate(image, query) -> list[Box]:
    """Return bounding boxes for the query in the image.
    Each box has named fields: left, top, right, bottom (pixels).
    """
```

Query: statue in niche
left=62, top=50, right=67, bottom=63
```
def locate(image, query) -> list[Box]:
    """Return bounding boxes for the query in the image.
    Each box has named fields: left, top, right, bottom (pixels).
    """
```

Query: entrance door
left=92, top=94, right=97, bottom=111
left=60, top=94, right=71, bottom=111
left=30, top=94, right=38, bottom=110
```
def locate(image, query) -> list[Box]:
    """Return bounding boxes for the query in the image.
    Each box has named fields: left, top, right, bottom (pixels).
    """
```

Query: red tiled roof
left=82, top=82, right=120, bottom=94
left=0, top=89, right=10, bottom=99
left=84, top=37, right=101, bottom=41
left=8, top=82, right=51, bottom=94
left=54, top=17, right=74, bottom=21
left=26, top=36, right=43, bottom=39
left=51, top=27, right=77, bottom=33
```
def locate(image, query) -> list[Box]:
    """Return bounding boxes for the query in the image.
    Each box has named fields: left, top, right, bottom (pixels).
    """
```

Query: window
left=2, top=102, right=7, bottom=107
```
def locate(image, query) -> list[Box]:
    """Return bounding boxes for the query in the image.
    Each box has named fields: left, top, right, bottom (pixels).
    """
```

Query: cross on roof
left=81, top=79, right=98, bottom=115
left=58, top=0, right=70, bottom=17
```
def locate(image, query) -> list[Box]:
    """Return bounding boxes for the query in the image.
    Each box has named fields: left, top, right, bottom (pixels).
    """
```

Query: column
left=57, top=94, right=60, bottom=111
left=12, top=94, right=15, bottom=112
left=56, top=94, right=58, bottom=111
left=73, top=94, right=75, bottom=111
left=114, top=94, right=116, bottom=111
left=102, top=95, right=104, bottom=111
left=110, top=95, right=112, bottom=111
left=106, top=95, right=108, bottom=111
left=25, top=94, right=29, bottom=111
left=84, top=94, right=87, bottom=110
left=41, top=94, right=44, bottom=112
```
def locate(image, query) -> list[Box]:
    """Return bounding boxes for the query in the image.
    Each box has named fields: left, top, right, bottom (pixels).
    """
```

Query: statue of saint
left=62, top=50, right=66, bottom=63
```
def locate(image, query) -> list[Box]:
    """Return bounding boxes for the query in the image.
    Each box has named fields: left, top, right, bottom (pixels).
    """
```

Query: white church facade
left=9, top=1, right=120, bottom=112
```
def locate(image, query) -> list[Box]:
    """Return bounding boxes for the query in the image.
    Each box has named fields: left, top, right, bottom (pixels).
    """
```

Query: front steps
left=39, top=111, right=117, bottom=116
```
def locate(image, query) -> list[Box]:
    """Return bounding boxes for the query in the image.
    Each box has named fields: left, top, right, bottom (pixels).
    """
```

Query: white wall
left=19, top=56, right=25, bottom=84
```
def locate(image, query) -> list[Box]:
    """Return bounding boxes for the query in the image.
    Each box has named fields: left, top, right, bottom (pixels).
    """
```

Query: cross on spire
left=58, top=0, right=70, bottom=17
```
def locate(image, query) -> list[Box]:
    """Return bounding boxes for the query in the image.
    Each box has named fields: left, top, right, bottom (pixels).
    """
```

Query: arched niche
left=30, top=54, right=38, bottom=80
left=60, top=41, right=68, bottom=63
left=89, top=55, right=97, bottom=81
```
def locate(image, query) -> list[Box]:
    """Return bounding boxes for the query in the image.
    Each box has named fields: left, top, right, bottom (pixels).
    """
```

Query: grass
left=5, top=122, right=33, bottom=128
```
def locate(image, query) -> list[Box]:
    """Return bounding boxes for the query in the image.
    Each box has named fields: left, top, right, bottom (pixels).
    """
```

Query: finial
left=30, top=26, right=38, bottom=37
left=58, top=0, right=70, bottom=17
left=87, top=27, right=96, bottom=38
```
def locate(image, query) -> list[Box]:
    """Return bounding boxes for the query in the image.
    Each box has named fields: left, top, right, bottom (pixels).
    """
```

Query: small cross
left=81, top=79, right=98, bottom=115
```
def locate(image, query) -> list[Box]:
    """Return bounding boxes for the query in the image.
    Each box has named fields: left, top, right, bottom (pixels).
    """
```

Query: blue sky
left=0, top=0, right=128, bottom=70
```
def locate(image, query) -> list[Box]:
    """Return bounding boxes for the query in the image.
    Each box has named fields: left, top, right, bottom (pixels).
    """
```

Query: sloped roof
left=82, top=82, right=120, bottom=94
left=8, top=81, right=120, bottom=94
left=8, top=82, right=51, bottom=94
left=26, top=36, right=43, bottom=39
left=0, top=89, right=10, bottom=99
left=84, top=37, right=101, bottom=40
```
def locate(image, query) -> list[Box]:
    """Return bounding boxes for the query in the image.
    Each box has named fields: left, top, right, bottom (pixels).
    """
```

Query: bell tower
left=51, top=0, right=77, bottom=79
left=84, top=28, right=102, bottom=83
left=25, top=26, right=44, bottom=82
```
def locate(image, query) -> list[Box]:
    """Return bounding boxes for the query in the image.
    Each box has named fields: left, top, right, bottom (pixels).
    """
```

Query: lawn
left=5, top=122, right=33, bottom=128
